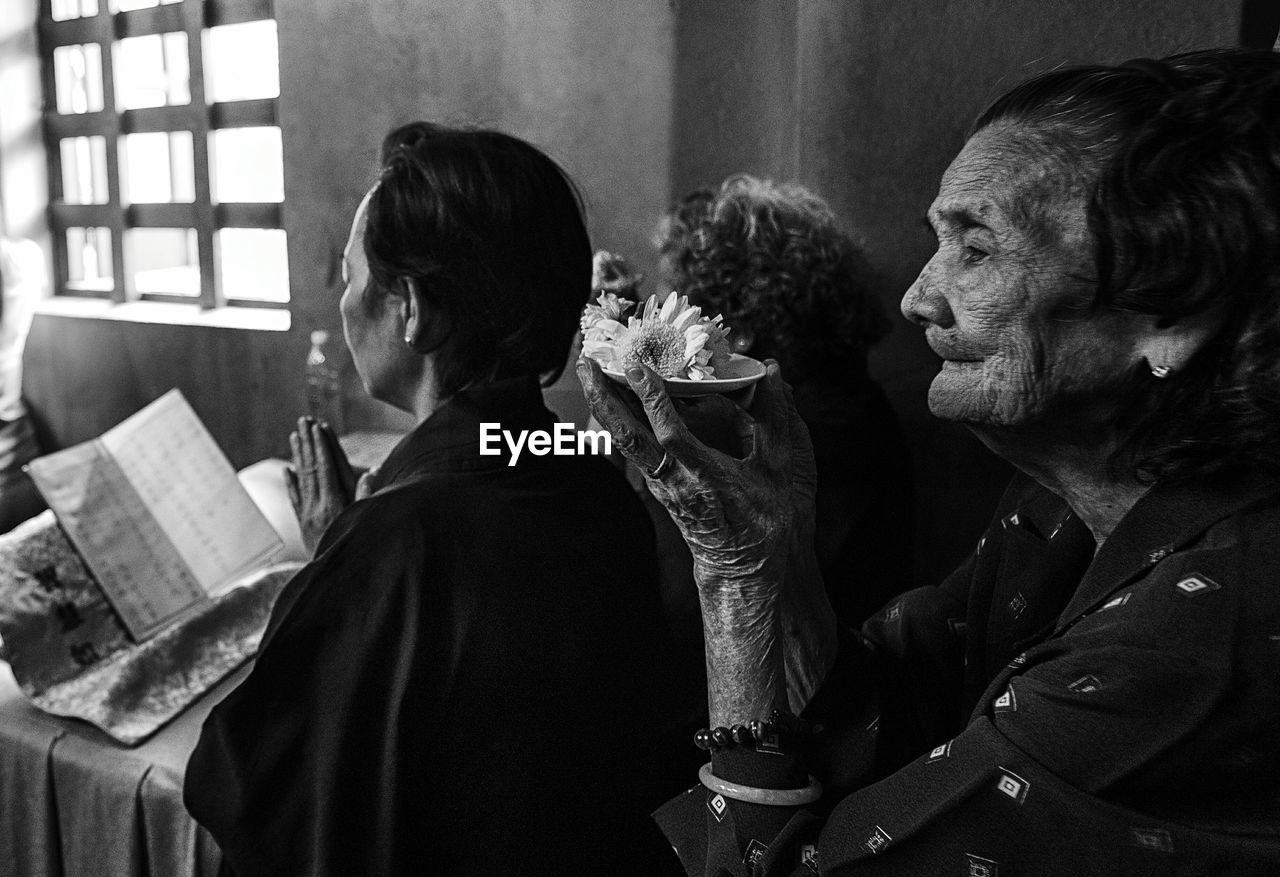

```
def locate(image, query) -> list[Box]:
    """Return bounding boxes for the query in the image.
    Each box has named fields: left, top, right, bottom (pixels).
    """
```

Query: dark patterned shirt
left=656, top=472, right=1280, bottom=875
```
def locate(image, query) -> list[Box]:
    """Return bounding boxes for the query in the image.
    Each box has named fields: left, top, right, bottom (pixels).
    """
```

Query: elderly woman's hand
left=286, top=417, right=359, bottom=555
left=578, top=356, right=836, bottom=723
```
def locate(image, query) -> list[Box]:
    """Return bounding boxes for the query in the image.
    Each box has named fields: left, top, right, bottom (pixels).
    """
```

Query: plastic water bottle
left=305, top=329, right=344, bottom=433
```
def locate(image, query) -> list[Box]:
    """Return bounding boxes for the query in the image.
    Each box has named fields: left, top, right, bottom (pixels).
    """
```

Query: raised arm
left=577, top=357, right=837, bottom=725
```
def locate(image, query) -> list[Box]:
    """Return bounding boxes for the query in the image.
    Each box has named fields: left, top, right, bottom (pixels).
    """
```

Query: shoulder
left=1071, top=487, right=1280, bottom=659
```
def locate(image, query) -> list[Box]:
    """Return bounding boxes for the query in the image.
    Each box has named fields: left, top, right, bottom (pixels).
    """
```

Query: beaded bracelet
left=693, top=709, right=813, bottom=753
left=698, top=762, right=822, bottom=807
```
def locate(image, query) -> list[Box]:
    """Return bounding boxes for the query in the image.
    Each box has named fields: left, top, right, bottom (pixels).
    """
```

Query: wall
left=667, top=0, right=1246, bottom=586
left=15, top=0, right=1266, bottom=582
left=278, top=0, right=676, bottom=432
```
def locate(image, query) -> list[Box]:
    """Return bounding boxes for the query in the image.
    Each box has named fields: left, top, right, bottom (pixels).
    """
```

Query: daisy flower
left=582, top=289, right=733, bottom=380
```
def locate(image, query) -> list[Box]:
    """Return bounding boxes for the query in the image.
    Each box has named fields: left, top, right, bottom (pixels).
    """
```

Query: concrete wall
left=278, top=0, right=676, bottom=432
left=17, top=0, right=1267, bottom=584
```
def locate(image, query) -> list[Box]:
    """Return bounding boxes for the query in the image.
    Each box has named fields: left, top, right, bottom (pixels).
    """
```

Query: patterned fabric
left=0, top=511, right=299, bottom=745
left=655, top=472, right=1280, bottom=874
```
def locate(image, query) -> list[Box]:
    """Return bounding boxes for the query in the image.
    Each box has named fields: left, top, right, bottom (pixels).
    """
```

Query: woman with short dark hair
left=583, top=48, right=1280, bottom=873
left=186, top=122, right=692, bottom=876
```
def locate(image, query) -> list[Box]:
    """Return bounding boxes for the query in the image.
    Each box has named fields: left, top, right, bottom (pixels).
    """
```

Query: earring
left=404, top=334, right=413, bottom=346
left=1150, top=364, right=1171, bottom=378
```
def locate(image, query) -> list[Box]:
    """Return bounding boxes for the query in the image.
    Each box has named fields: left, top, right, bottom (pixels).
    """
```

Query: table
left=0, top=660, right=248, bottom=876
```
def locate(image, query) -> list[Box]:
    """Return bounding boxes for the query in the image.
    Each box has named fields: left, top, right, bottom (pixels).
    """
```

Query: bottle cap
left=310, top=329, right=330, bottom=346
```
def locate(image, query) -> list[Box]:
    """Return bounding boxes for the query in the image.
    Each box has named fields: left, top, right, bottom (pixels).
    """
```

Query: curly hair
left=362, top=122, right=590, bottom=397
left=656, top=175, right=891, bottom=384
left=973, top=49, right=1280, bottom=482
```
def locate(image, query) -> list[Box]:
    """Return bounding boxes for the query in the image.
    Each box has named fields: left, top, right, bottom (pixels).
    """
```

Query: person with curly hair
left=582, top=48, right=1280, bottom=873
left=654, top=176, right=915, bottom=631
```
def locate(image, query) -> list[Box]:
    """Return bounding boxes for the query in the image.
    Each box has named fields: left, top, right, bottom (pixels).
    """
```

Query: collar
left=1054, top=471, right=1280, bottom=631
left=366, top=377, right=556, bottom=492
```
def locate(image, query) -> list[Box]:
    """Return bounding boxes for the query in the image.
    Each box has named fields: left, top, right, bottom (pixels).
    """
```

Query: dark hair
left=973, top=48, right=1280, bottom=482
left=657, top=175, right=890, bottom=384
left=362, top=122, right=590, bottom=396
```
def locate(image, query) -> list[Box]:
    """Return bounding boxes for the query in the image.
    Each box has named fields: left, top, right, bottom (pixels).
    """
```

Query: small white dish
left=602, top=354, right=766, bottom=397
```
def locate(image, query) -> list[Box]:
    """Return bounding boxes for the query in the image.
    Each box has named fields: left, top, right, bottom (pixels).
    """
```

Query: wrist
left=691, top=548, right=787, bottom=599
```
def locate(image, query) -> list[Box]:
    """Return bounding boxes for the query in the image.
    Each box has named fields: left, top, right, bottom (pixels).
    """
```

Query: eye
left=962, top=245, right=989, bottom=265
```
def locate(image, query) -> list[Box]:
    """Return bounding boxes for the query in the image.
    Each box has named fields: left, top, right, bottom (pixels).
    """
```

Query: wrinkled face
left=902, top=125, right=1148, bottom=433
left=339, top=188, right=406, bottom=404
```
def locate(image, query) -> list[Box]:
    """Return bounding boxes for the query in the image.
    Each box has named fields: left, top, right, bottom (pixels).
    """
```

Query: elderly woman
left=185, top=123, right=693, bottom=875
left=655, top=176, right=913, bottom=629
left=581, top=49, right=1280, bottom=874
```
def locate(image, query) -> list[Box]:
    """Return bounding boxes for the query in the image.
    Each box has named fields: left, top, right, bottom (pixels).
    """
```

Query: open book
left=26, top=389, right=286, bottom=641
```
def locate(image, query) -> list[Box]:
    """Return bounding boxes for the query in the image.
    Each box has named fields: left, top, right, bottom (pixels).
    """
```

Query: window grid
left=38, top=0, right=286, bottom=309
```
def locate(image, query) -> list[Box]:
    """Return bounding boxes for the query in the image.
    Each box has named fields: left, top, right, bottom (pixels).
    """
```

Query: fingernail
left=626, top=367, right=645, bottom=382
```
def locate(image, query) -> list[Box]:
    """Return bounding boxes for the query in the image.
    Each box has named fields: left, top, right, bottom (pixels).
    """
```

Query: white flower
left=581, top=289, right=730, bottom=380
left=580, top=291, right=634, bottom=340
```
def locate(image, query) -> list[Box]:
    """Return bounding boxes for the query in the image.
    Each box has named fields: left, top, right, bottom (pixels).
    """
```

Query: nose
left=901, top=257, right=954, bottom=329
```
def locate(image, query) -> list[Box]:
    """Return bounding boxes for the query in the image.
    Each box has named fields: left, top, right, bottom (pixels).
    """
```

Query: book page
left=26, top=436, right=206, bottom=640
left=100, top=390, right=283, bottom=597
left=27, top=390, right=284, bottom=641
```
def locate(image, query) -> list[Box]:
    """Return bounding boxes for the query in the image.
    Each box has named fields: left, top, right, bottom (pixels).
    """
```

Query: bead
left=731, top=724, right=754, bottom=745
left=711, top=726, right=733, bottom=748
left=693, top=728, right=715, bottom=750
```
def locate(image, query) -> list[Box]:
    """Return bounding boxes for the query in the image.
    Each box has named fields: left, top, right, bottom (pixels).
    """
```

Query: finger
left=576, top=356, right=666, bottom=471
left=295, top=417, right=317, bottom=479
left=745, top=362, right=793, bottom=472
left=354, top=471, right=374, bottom=501
left=318, top=423, right=358, bottom=499
left=289, top=430, right=305, bottom=476
left=309, top=419, right=336, bottom=476
left=623, top=364, right=702, bottom=462
left=788, top=403, right=817, bottom=493
left=308, top=422, right=351, bottom=507
left=284, top=466, right=301, bottom=514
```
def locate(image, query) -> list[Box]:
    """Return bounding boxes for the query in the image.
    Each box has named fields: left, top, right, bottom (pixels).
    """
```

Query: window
left=39, top=0, right=289, bottom=308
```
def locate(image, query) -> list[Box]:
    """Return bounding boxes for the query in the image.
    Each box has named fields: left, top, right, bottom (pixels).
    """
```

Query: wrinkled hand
left=578, top=356, right=834, bottom=721
left=286, top=417, right=358, bottom=555
left=579, top=356, right=812, bottom=589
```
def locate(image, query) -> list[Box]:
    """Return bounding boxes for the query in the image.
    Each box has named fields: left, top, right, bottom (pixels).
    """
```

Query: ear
left=732, top=327, right=755, bottom=353
left=1137, top=308, right=1222, bottom=377
left=401, top=278, right=429, bottom=348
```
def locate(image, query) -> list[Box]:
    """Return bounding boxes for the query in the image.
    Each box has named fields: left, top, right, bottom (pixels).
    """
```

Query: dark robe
left=186, top=378, right=697, bottom=876
left=656, top=472, right=1280, bottom=875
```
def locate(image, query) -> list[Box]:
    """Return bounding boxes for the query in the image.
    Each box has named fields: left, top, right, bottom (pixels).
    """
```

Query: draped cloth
left=0, top=659, right=234, bottom=877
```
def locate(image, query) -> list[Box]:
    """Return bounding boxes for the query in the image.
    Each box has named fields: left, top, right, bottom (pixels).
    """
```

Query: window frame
left=38, top=0, right=287, bottom=310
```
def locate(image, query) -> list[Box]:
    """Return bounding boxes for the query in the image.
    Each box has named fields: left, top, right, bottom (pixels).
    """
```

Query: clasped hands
left=285, top=417, right=372, bottom=555
left=576, top=357, right=836, bottom=722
